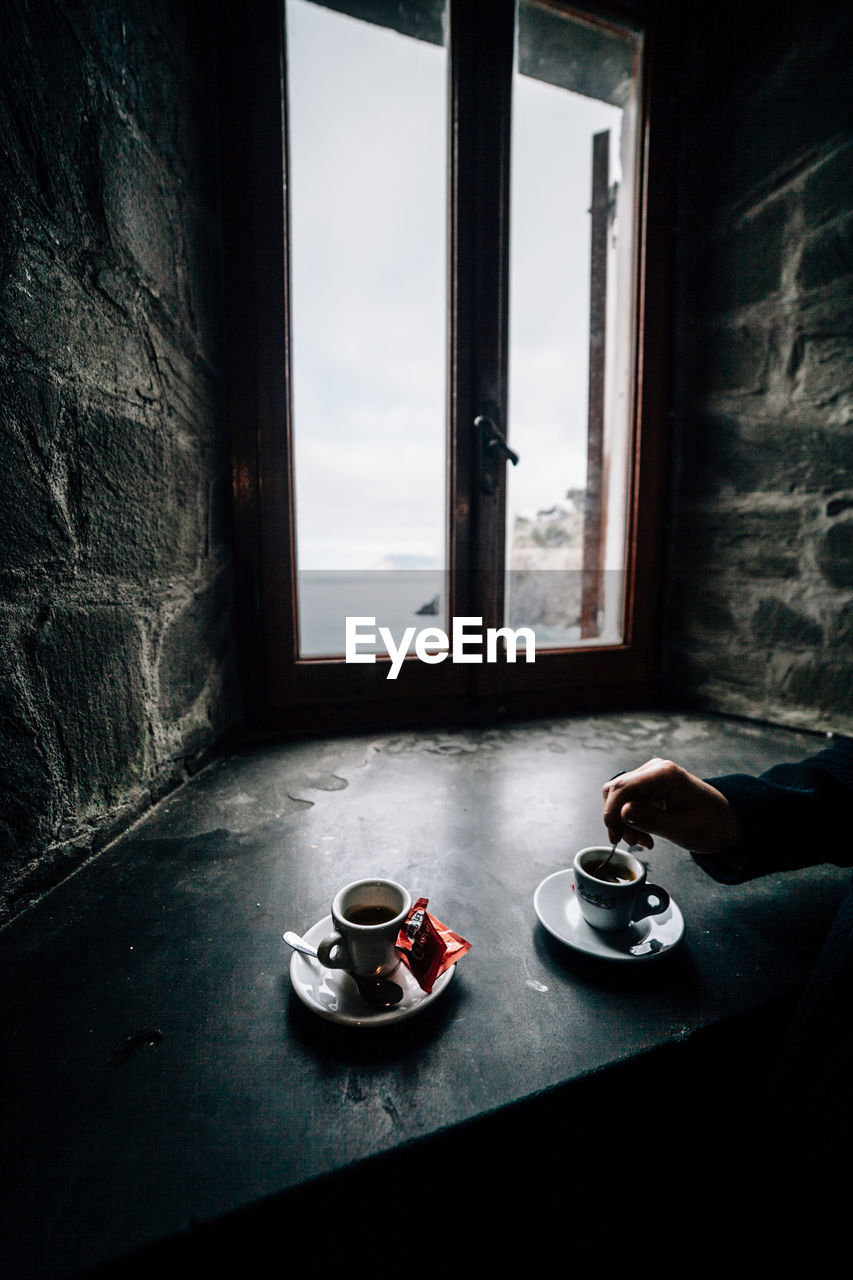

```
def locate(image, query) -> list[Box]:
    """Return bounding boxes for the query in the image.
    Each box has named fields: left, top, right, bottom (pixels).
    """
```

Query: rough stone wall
left=662, top=1, right=853, bottom=735
left=0, top=0, right=239, bottom=922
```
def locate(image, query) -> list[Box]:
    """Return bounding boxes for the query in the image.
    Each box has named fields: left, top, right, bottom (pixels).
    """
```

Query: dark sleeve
left=691, top=736, right=853, bottom=884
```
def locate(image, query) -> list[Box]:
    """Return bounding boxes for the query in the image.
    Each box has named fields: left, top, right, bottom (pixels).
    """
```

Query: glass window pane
left=286, top=0, right=448, bottom=657
left=506, top=2, right=642, bottom=648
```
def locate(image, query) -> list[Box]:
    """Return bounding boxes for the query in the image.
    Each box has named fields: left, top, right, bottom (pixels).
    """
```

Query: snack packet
left=396, top=897, right=471, bottom=993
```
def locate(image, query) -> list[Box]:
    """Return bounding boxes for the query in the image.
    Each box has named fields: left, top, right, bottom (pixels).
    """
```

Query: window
left=221, top=0, right=673, bottom=730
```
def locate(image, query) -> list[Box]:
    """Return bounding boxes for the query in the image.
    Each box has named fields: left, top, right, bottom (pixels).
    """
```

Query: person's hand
left=601, top=758, right=742, bottom=853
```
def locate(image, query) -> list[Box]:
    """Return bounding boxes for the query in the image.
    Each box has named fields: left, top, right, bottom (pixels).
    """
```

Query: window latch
left=475, top=414, right=519, bottom=494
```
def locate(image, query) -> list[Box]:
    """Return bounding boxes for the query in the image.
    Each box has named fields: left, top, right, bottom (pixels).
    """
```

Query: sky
left=286, top=0, right=625, bottom=572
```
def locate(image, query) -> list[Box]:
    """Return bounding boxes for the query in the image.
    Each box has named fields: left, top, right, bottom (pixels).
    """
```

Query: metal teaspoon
left=283, top=931, right=405, bottom=1007
left=597, top=844, right=618, bottom=874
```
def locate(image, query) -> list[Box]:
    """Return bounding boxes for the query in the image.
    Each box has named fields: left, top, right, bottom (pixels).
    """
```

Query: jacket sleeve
left=691, top=736, right=853, bottom=884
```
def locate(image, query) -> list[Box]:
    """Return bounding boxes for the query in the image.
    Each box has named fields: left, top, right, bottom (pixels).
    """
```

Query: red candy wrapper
left=396, top=897, right=471, bottom=993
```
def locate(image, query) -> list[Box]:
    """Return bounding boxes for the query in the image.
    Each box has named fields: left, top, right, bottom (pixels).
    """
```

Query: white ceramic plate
left=289, top=914, right=456, bottom=1027
left=534, top=869, right=685, bottom=962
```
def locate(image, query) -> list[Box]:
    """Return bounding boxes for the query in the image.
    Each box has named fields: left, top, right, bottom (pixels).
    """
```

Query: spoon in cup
left=283, top=931, right=405, bottom=1007
left=597, top=844, right=619, bottom=874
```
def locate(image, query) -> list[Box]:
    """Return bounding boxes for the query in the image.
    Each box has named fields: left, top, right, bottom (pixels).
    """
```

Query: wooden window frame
left=220, top=0, right=675, bottom=733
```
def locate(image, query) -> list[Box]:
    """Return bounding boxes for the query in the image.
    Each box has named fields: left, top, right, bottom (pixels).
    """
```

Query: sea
left=296, top=569, right=622, bottom=656
left=298, top=571, right=446, bottom=656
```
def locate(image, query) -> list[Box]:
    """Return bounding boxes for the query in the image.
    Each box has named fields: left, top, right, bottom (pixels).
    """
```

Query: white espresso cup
left=573, top=846, right=670, bottom=932
left=316, top=879, right=411, bottom=977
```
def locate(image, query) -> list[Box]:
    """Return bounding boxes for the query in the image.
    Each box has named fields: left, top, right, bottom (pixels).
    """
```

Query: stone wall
left=662, top=0, right=853, bottom=735
left=0, top=0, right=239, bottom=921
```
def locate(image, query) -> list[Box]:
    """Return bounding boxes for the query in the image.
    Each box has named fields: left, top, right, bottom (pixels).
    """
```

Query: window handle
left=475, top=414, right=519, bottom=493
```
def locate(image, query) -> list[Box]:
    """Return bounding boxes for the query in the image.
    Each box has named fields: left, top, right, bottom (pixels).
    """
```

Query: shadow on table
left=283, top=963, right=468, bottom=1062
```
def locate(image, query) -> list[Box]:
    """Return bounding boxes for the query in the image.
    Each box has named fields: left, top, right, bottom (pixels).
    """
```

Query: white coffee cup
left=316, top=878, right=411, bottom=977
left=573, top=846, right=670, bottom=932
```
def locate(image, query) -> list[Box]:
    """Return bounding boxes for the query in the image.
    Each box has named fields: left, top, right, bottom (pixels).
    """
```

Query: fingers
left=602, top=759, right=742, bottom=854
left=618, top=817, right=654, bottom=849
left=602, top=793, right=654, bottom=847
left=620, top=800, right=679, bottom=847
left=602, top=758, right=675, bottom=847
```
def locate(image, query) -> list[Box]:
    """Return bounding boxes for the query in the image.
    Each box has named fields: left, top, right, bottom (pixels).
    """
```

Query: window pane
left=286, top=0, right=448, bottom=657
left=506, top=2, right=641, bottom=648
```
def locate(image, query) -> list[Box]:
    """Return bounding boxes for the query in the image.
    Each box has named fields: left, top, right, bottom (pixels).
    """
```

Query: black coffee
left=345, top=904, right=398, bottom=926
left=586, top=860, right=638, bottom=884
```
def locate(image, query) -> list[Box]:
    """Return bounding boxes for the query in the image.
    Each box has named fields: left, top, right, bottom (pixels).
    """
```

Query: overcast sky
left=286, top=0, right=623, bottom=571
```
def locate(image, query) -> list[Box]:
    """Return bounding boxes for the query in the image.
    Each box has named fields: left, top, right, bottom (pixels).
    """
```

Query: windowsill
left=2, top=709, right=847, bottom=1276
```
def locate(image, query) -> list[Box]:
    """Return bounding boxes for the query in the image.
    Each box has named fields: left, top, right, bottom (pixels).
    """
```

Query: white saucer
left=534, top=869, right=685, bottom=962
left=289, top=915, right=456, bottom=1027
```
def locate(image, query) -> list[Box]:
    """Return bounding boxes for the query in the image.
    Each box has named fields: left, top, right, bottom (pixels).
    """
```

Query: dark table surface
left=2, top=710, right=849, bottom=1277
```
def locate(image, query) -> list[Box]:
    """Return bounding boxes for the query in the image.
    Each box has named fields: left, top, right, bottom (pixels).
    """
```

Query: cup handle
left=317, top=931, right=352, bottom=970
left=633, top=883, right=670, bottom=921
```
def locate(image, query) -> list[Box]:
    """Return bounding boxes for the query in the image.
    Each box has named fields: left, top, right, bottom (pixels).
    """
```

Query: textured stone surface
left=663, top=0, right=853, bottom=735
left=751, top=599, right=823, bottom=649
left=818, top=519, right=853, bottom=589
left=0, top=0, right=239, bottom=922
left=37, top=607, right=146, bottom=802
left=155, top=569, right=240, bottom=753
